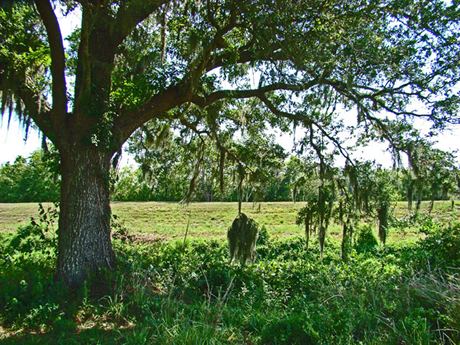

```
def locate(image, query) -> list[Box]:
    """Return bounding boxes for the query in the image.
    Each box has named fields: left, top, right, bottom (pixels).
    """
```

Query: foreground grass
left=0, top=211, right=459, bottom=344
left=1, top=201, right=459, bottom=243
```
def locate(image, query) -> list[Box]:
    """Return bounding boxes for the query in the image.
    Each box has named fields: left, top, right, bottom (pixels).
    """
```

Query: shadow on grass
left=0, top=328, right=125, bottom=345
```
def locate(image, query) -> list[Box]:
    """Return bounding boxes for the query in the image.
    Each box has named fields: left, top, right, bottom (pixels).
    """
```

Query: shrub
left=1, top=215, right=458, bottom=344
left=412, top=222, right=460, bottom=269
left=261, top=314, right=319, bottom=345
left=257, top=225, right=270, bottom=246
left=354, top=224, right=378, bottom=254
left=5, top=203, right=58, bottom=255
left=0, top=204, right=64, bottom=328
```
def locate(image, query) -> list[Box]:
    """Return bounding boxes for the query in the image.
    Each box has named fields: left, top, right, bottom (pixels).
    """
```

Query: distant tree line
left=1, top=144, right=458, bottom=204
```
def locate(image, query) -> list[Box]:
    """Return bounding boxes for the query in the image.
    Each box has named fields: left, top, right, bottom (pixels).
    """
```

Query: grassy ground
left=1, top=222, right=459, bottom=344
left=0, top=201, right=459, bottom=243
left=0, top=201, right=459, bottom=344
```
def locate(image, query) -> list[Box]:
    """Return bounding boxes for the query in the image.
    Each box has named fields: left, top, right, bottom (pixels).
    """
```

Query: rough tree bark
left=57, top=144, right=115, bottom=287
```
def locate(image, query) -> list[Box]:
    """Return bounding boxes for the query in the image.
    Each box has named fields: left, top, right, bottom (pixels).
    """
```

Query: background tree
left=372, top=168, right=398, bottom=245
left=1, top=0, right=459, bottom=287
left=225, top=131, right=287, bottom=214
left=126, top=120, right=202, bottom=201
left=385, top=132, right=460, bottom=214
left=0, top=150, right=59, bottom=202
left=334, top=162, right=372, bottom=260
left=421, top=148, right=458, bottom=213
left=110, top=167, right=155, bottom=201
left=126, top=105, right=288, bottom=205
left=284, top=155, right=320, bottom=203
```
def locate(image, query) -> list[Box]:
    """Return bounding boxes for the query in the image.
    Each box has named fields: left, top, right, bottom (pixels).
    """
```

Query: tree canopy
left=1, top=1, right=459, bottom=150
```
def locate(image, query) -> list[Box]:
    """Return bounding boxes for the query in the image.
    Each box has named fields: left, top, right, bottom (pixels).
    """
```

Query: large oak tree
left=0, top=0, right=458, bottom=287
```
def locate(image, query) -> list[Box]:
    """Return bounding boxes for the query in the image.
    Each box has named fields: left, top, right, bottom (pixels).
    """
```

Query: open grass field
left=0, top=200, right=459, bottom=244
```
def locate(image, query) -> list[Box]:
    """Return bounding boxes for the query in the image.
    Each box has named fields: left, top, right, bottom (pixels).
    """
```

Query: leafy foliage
left=0, top=150, right=59, bottom=202
left=0, top=4, right=49, bottom=129
left=354, top=224, right=378, bottom=254
left=0, top=203, right=59, bottom=329
left=1, top=211, right=459, bottom=343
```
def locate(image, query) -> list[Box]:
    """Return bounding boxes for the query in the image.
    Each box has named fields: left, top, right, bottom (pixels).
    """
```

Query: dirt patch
left=130, top=233, right=168, bottom=244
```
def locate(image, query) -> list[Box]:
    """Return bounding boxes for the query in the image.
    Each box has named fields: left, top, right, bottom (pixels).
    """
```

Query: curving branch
left=34, top=0, right=67, bottom=116
left=113, top=8, right=240, bottom=146
left=184, top=8, right=239, bottom=87
left=258, top=95, right=355, bottom=165
left=114, top=82, right=193, bottom=146
left=112, top=0, right=170, bottom=47
left=191, top=80, right=320, bottom=107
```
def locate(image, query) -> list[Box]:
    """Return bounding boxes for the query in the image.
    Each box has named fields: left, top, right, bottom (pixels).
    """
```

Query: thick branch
left=34, top=0, right=67, bottom=115
left=192, top=81, right=320, bottom=107
left=15, top=82, right=54, bottom=138
left=185, top=9, right=238, bottom=87
left=74, top=4, right=117, bottom=118
left=113, top=82, right=192, bottom=145
left=115, top=79, right=320, bottom=146
left=113, top=10, right=239, bottom=145
left=112, top=0, right=169, bottom=47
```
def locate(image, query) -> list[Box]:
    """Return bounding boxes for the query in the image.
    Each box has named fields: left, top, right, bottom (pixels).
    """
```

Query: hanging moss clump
left=227, top=213, right=259, bottom=265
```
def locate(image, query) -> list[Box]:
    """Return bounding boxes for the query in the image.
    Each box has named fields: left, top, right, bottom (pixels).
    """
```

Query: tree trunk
left=57, top=145, right=115, bottom=288
left=237, top=175, right=243, bottom=216
left=415, top=198, right=422, bottom=214
left=377, top=205, right=388, bottom=246
left=318, top=225, right=326, bottom=259
left=428, top=198, right=434, bottom=214
left=341, top=222, right=348, bottom=261
left=415, top=186, right=422, bottom=214
left=304, top=215, right=310, bottom=250
left=407, top=182, right=413, bottom=212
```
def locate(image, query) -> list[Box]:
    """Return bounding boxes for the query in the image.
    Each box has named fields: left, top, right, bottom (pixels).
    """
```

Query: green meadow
left=1, top=201, right=458, bottom=244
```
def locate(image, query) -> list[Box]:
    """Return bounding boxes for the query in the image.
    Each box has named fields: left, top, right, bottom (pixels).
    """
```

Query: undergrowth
left=0, top=207, right=459, bottom=344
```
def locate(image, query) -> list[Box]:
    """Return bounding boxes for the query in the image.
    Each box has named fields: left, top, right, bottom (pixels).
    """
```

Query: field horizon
left=1, top=200, right=458, bottom=245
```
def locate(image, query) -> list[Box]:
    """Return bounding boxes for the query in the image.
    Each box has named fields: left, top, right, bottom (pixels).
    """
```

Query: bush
left=417, top=222, right=460, bottom=269
left=5, top=203, right=58, bottom=255
left=0, top=203, right=66, bottom=329
left=261, top=314, right=319, bottom=345
left=0, top=151, right=60, bottom=202
left=257, top=225, right=270, bottom=246
left=354, top=224, right=378, bottom=254
left=1, top=216, right=458, bottom=344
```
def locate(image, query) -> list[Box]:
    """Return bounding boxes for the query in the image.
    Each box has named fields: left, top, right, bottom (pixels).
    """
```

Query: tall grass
left=0, top=214, right=459, bottom=344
